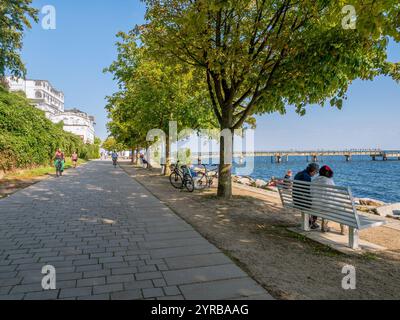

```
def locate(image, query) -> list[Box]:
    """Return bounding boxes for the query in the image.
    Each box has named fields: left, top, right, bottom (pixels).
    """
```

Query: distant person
left=293, top=163, right=320, bottom=229
left=54, top=148, right=65, bottom=177
left=284, top=170, right=293, bottom=180
left=71, top=151, right=78, bottom=168
left=313, top=165, right=345, bottom=234
left=111, top=151, right=118, bottom=167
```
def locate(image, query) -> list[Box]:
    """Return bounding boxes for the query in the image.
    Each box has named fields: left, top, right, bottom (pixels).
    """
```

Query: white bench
left=277, top=179, right=386, bottom=249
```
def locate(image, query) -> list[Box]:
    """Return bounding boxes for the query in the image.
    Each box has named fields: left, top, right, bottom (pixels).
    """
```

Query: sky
left=21, top=0, right=400, bottom=151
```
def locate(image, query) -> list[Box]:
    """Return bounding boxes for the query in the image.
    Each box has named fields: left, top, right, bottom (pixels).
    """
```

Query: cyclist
left=111, top=151, right=118, bottom=167
left=54, top=148, right=65, bottom=177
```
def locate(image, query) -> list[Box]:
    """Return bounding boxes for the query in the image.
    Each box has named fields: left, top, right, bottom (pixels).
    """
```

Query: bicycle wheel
left=194, top=172, right=207, bottom=190
left=169, top=172, right=183, bottom=189
left=184, top=174, right=195, bottom=192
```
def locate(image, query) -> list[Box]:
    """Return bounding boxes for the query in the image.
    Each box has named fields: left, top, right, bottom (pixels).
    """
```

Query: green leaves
left=0, top=0, right=38, bottom=77
left=105, top=31, right=217, bottom=152
left=0, top=88, right=96, bottom=172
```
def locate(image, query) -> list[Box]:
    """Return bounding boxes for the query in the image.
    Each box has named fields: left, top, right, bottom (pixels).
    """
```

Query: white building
left=7, top=77, right=96, bottom=144
left=51, top=108, right=96, bottom=144
left=6, top=78, right=64, bottom=117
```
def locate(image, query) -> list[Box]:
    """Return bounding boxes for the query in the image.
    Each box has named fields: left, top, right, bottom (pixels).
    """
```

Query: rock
left=237, top=177, right=253, bottom=186
left=255, top=179, right=268, bottom=188
left=373, top=203, right=400, bottom=217
left=357, top=198, right=385, bottom=207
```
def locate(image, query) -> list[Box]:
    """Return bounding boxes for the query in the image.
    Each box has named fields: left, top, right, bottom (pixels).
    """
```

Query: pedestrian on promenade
left=72, top=151, right=78, bottom=168
left=54, top=148, right=65, bottom=177
left=293, top=163, right=320, bottom=229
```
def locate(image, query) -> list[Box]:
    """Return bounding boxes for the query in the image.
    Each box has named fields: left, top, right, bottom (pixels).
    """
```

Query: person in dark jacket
left=293, top=163, right=320, bottom=229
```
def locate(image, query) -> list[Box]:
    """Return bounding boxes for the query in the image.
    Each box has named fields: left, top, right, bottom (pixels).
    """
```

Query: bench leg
left=301, top=212, right=310, bottom=231
left=349, top=227, right=359, bottom=249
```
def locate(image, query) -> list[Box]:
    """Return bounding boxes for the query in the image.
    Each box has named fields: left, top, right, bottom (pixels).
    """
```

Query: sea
left=230, top=155, right=400, bottom=204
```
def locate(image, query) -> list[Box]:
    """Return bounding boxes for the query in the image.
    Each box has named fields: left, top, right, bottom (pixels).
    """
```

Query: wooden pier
left=194, top=149, right=400, bottom=163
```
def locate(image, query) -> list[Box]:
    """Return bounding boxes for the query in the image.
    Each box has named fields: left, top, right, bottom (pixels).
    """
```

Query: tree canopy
left=105, top=31, right=216, bottom=173
left=141, top=0, right=400, bottom=197
left=0, top=0, right=38, bottom=78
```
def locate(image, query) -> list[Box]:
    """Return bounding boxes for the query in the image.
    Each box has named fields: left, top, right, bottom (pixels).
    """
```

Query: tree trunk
left=131, top=148, right=134, bottom=164
left=134, top=146, right=140, bottom=165
left=217, top=132, right=233, bottom=198
left=164, top=133, right=171, bottom=176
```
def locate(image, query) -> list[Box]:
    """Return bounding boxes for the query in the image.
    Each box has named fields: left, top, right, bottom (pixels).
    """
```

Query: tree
left=105, top=32, right=216, bottom=174
left=0, top=0, right=38, bottom=78
left=102, top=137, right=124, bottom=152
left=142, top=0, right=400, bottom=198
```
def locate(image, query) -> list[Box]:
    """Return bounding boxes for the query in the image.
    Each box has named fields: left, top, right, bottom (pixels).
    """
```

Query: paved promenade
left=0, top=161, right=272, bottom=300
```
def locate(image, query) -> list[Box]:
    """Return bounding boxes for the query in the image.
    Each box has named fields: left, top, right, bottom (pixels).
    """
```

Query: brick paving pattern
left=0, top=161, right=272, bottom=300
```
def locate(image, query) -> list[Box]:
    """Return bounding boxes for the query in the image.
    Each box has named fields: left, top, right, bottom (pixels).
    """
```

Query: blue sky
left=21, top=0, right=400, bottom=150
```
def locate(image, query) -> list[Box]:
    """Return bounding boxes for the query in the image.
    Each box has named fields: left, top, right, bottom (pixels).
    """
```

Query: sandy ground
left=121, top=163, right=400, bottom=300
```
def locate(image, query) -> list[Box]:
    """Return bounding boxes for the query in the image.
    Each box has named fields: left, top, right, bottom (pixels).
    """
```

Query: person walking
left=54, top=148, right=65, bottom=177
left=71, top=151, right=78, bottom=168
left=293, top=163, right=320, bottom=229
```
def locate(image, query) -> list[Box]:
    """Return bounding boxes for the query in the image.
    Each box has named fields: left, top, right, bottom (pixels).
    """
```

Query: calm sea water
left=231, top=155, right=400, bottom=204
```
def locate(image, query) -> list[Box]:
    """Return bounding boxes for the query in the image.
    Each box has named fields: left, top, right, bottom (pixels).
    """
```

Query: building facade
left=7, top=77, right=95, bottom=144
left=7, top=78, right=65, bottom=117
left=51, top=109, right=96, bottom=144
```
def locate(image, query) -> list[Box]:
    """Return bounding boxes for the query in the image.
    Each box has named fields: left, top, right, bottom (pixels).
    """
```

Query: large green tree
left=105, top=32, right=216, bottom=174
left=0, top=0, right=38, bottom=78
left=142, top=0, right=400, bottom=198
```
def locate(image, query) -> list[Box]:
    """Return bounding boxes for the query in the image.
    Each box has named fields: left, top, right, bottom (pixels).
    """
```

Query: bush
left=0, top=87, right=99, bottom=173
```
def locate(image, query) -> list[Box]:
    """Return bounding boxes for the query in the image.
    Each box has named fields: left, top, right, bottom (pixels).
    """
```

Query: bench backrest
left=277, top=179, right=360, bottom=229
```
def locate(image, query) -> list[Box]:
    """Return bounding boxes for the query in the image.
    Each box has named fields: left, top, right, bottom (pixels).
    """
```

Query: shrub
left=0, top=87, right=99, bottom=173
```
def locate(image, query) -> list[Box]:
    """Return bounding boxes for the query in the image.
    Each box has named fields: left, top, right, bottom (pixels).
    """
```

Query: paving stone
left=93, top=283, right=123, bottom=295
left=142, top=287, right=164, bottom=299
left=77, top=277, right=106, bottom=287
left=163, top=286, right=181, bottom=296
left=59, top=287, right=93, bottom=298
left=135, top=271, right=163, bottom=281
left=165, top=253, right=232, bottom=270
left=124, top=280, right=154, bottom=290
left=110, top=289, right=142, bottom=300
left=107, top=274, right=135, bottom=284
left=24, top=290, right=60, bottom=300
left=179, top=278, right=271, bottom=300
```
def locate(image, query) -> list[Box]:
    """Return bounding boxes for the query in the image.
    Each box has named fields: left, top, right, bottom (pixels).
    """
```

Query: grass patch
left=3, top=158, right=87, bottom=180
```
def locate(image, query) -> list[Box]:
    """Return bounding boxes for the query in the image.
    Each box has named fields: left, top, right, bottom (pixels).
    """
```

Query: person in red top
left=71, top=151, right=78, bottom=168
left=54, top=148, right=65, bottom=177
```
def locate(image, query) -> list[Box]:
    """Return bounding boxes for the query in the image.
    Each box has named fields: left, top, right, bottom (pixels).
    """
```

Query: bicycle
left=193, top=164, right=219, bottom=190
left=169, top=161, right=195, bottom=192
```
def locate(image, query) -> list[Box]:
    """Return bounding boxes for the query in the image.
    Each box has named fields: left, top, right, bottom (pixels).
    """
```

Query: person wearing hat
left=293, top=163, right=320, bottom=229
left=313, top=165, right=345, bottom=234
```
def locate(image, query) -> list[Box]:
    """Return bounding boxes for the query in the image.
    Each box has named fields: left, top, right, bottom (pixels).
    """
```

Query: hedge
left=0, top=86, right=99, bottom=173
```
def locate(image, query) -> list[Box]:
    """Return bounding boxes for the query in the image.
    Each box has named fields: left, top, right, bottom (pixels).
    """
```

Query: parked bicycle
left=169, top=161, right=195, bottom=192
left=193, top=164, right=219, bottom=190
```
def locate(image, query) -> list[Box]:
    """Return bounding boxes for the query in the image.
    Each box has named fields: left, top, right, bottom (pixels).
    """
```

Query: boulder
left=255, top=179, right=268, bottom=188
left=237, top=177, right=253, bottom=186
left=357, top=198, right=385, bottom=207
left=373, top=203, right=400, bottom=217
